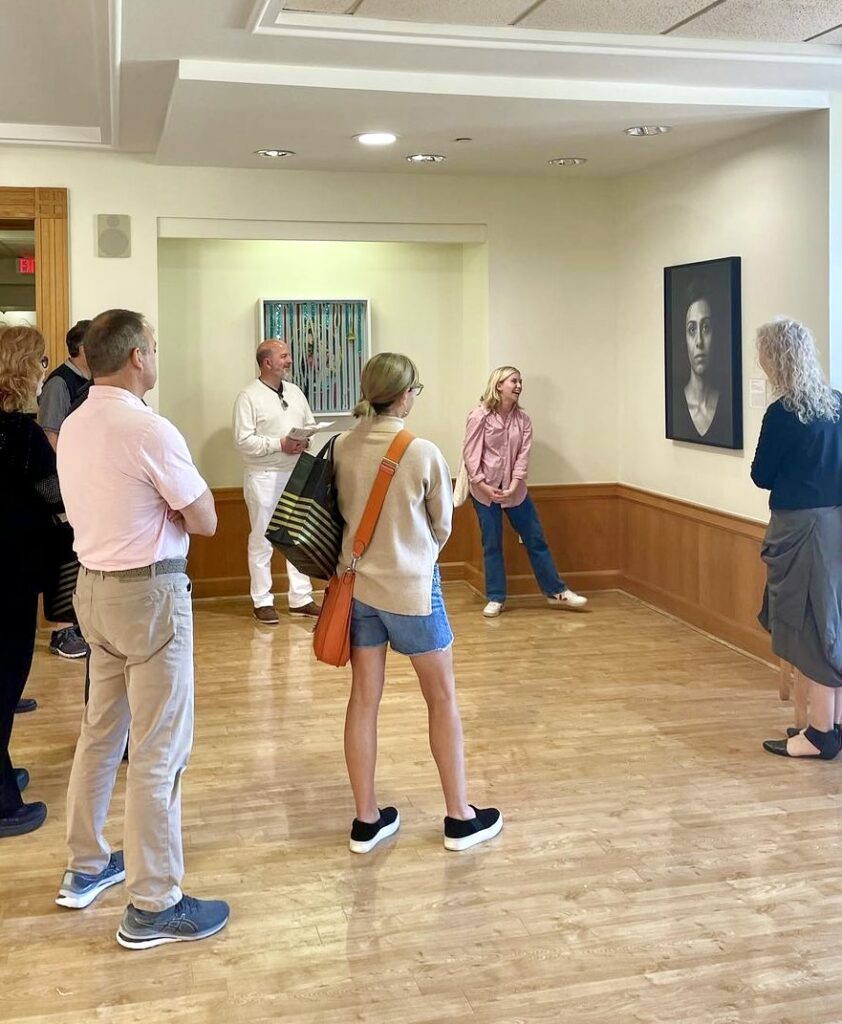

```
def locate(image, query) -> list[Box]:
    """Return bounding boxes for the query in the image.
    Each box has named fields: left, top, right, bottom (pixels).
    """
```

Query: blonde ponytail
left=354, top=352, right=419, bottom=418
left=353, top=397, right=377, bottom=418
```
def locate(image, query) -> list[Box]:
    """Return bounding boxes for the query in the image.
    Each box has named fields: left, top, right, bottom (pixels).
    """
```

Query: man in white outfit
left=233, top=339, right=320, bottom=624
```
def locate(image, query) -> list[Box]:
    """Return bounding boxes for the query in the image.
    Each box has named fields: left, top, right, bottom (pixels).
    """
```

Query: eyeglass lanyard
left=259, top=377, right=288, bottom=410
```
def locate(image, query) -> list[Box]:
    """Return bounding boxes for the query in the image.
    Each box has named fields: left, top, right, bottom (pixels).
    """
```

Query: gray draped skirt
left=759, top=505, right=842, bottom=687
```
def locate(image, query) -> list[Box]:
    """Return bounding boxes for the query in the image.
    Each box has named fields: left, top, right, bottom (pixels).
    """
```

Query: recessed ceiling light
left=355, top=132, right=398, bottom=146
left=406, top=153, right=446, bottom=163
left=255, top=149, right=295, bottom=158
left=547, top=157, right=587, bottom=167
left=624, top=126, right=672, bottom=137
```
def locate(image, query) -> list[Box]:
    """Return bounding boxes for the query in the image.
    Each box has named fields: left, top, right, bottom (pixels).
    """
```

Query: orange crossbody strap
left=351, top=429, right=414, bottom=562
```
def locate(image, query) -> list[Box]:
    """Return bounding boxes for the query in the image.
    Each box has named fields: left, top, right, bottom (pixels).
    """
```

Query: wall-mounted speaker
left=96, top=214, right=131, bottom=258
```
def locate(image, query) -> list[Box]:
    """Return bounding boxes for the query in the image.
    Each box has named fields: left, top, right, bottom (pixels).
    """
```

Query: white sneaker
left=483, top=601, right=504, bottom=618
left=548, top=589, right=588, bottom=610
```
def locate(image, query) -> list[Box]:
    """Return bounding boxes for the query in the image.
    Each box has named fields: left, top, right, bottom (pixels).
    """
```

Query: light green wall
left=157, top=238, right=486, bottom=487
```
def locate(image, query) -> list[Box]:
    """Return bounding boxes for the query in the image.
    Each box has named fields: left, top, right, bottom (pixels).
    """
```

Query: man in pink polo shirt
left=55, top=309, right=230, bottom=950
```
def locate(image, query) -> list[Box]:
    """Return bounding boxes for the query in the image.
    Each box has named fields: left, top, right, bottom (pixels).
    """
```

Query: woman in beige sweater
left=333, top=353, right=502, bottom=854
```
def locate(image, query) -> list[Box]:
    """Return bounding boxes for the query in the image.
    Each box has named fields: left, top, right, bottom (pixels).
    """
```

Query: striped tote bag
left=265, top=435, right=344, bottom=581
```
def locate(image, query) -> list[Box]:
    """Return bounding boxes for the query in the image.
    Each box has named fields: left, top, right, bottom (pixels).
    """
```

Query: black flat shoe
left=14, top=768, right=29, bottom=792
left=764, top=725, right=842, bottom=760
left=14, top=699, right=37, bottom=714
left=0, top=801, right=47, bottom=837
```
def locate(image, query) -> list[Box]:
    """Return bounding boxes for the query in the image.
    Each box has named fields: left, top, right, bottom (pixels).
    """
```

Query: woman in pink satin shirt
left=461, top=366, right=588, bottom=618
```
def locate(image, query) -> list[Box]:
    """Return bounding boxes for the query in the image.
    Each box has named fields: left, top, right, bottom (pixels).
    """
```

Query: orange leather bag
left=313, top=430, right=414, bottom=667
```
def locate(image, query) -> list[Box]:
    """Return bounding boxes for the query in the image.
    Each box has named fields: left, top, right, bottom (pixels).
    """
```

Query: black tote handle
left=315, top=434, right=341, bottom=461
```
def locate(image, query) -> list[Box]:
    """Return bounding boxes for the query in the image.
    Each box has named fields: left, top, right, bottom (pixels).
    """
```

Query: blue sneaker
left=56, top=851, right=125, bottom=908
left=116, top=894, right=230, bottom=950
left=49, top=625, right=89, bottom=660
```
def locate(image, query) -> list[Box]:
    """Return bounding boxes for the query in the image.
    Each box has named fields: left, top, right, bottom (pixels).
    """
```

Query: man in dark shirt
left=38, top=320, right=92, bottom=449
left=37, top=320, right=92, bottom=660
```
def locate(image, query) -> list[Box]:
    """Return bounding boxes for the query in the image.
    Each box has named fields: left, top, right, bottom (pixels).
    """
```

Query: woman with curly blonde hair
left=752, top=318, right=842, bottom=759
left=0, top=324, right=46, bottom=412
left=0, top=324, right=56, bottom=835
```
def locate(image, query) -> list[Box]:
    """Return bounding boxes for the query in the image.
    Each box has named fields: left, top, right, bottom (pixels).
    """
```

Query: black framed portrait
left=664, top=256, right=742, bottom=450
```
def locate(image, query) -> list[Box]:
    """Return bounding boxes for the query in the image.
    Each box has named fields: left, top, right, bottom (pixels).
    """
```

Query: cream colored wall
left=158, top=239, right=474, bottom=486
left=1, top=118, right=829, bottom=512
left=614, top=111, right=830, bottom=522
left=0, top=147, right=618, bottom=487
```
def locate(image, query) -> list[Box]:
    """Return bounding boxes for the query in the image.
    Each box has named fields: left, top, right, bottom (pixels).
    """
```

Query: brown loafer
left=289, top=601, right=321, bottom=618
left=253, top=605, right=280, bottom=625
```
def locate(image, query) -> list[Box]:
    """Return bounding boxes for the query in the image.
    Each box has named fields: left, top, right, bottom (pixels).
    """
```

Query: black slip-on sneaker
left=443, top=805, right=503, bottom=851
left=349, top=806, right=400, bottom=853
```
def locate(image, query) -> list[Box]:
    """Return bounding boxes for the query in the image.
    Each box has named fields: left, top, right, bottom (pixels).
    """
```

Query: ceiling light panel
left=668, top=0, right=842, bottom=42
left=280, top=1, right=356, bottom=12
left=517, top=0, right=713, bottom=34
left=355, top=131, right=398, bottom=145
left=355, top=0, right=532, bottom=26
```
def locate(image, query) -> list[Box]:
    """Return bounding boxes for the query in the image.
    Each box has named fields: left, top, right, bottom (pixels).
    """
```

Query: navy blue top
left=751, top=394, right=842, bottom=510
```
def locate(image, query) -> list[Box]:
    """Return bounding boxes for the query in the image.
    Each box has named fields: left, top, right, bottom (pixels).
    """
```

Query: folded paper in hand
left=287, top=421, right=334, bottom=442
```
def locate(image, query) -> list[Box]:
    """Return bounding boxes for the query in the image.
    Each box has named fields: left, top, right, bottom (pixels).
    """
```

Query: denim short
left=350, top=566, right=454, bottom=656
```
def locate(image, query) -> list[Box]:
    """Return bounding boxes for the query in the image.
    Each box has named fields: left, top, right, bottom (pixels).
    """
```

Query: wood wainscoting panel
left=698, top=521, right=769, bottom=642
left=483, top=483, right=622, bottom=596
left=188, top=487, right=300, bottom=599
left=621, top=487, right=701, bottom=602
left=617, top=485, right=771, bottom=661
left=439, top=503, right=479, bottom=583
left=193, top=481, right=771, bottom=661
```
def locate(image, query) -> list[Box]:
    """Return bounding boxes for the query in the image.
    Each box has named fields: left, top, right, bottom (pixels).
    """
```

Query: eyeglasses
left=409, top=383, right=424, bottom=396
left=40, top=356, right=49, bottom=369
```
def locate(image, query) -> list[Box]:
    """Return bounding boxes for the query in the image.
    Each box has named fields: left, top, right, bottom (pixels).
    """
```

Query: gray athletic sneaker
left=56, top=851, right=126, bottom=908
left=116, top=894, right=230, bottom=950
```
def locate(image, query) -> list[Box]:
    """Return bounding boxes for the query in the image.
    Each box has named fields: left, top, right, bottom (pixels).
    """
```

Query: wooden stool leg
left=779, top=660, right=793, bottom=701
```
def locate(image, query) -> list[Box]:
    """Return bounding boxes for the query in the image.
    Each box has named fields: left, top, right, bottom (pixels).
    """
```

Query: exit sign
left=17, top=256, right=35, bottom=275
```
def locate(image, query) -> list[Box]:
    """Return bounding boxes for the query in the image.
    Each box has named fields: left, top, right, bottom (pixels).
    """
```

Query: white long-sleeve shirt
left=232, top=377, right=316, bottom=471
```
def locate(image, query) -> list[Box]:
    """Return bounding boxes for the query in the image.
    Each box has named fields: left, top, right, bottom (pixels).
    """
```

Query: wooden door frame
left=0, top=187, right=69, bottom=367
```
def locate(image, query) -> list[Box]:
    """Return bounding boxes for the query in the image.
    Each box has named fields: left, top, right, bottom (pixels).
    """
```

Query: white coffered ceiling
left=1, top=0, right=842, bottom=176
left=281, top=0, right=842, bottom=41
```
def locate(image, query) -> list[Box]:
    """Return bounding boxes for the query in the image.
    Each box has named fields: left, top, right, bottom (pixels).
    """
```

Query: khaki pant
left=66, top=569, right=194, bottom=912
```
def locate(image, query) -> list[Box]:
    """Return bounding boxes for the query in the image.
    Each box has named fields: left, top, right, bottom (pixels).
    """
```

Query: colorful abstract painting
left=261, top=299, right=369, bottom=415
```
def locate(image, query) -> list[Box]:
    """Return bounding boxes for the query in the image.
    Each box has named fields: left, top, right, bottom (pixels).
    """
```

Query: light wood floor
left=4, top=587, right=837, bottom=1024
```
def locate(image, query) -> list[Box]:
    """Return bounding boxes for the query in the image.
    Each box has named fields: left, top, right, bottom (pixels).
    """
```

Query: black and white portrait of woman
left=664, top=256, right=743, bottom=450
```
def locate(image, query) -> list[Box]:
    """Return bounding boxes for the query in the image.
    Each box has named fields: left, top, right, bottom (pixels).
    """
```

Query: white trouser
left=243, top=468, right=313, bottom=609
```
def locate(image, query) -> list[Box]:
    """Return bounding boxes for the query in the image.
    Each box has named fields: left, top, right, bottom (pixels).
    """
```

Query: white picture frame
left=258, top=298, right=371, bottom=416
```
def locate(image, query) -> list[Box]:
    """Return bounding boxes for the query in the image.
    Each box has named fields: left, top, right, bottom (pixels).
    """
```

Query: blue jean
left=350, top=566, right=454, bottom=656
left=471, top=494, right=567, bottom=602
